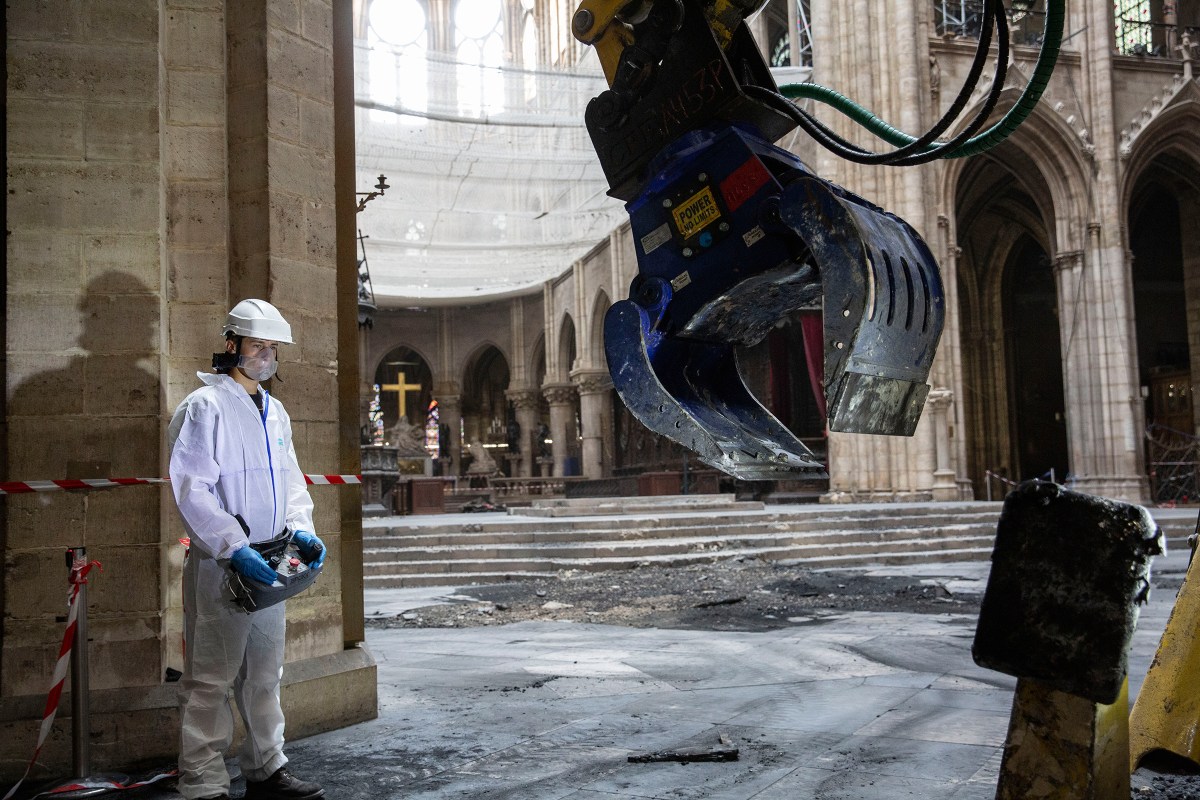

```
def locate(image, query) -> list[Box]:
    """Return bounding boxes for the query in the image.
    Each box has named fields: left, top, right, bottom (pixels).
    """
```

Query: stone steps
left=362, top=520, right=1003, bottom=552
left=362, top=500, right=1004, bottom=588
left=363, top=534, right=998, bottom=576
left=363, top=523, right=997, bottom=562
left=363, top=545, right=998, bottom=587
left=360, top=499, right=1196, bottom=589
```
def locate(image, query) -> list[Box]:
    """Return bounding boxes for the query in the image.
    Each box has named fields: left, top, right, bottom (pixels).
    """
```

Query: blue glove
left=231, top=546, right=277, bottom=585
left=293, top=530, right=326, bottom=569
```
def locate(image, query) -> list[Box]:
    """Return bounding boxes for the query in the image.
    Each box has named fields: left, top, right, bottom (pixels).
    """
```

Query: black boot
left=243, top=767, right=325, bottom=800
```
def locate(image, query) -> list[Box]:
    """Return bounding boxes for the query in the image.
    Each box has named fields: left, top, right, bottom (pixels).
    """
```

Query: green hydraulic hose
left=777, top=0, right=1065, bottom=159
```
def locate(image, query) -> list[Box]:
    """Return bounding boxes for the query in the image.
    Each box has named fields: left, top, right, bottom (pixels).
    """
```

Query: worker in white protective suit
left=168, top=299, right=326, bottom=800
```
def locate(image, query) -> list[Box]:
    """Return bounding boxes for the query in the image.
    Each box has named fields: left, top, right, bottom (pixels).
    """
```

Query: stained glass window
left=425, top=400, right=440, bottom=458
left=367, top=0, right=430, bottom=124
left=455, top=0, right=505, bottom=116
left=1115, top=0, right=1152, bottom=54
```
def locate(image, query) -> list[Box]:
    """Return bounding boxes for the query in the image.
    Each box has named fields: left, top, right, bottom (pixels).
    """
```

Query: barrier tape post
left=66, top=547, right=91, bottom=781
left=2, top=553, right=102, bottom=800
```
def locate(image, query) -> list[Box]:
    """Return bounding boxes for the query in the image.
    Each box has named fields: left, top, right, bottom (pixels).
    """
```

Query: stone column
left=926, top=389, right=958, bottom=501
left=1054, top=250, right=1090, bottom=484
left=507, top=389, right=541, bottom=477
left=437, top=392, right=463, bottom=477
left=572, top=368, right=612, bottom=479
left=543, top=383, right=577, bottom=476
left=1073, top=0, right=1147, bottom=501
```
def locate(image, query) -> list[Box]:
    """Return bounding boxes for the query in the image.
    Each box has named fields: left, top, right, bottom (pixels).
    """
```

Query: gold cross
left=380, top=372, right=422, bottom=417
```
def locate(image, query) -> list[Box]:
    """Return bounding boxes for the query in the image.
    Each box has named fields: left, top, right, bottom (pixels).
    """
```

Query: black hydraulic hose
left=766, top=0, right=1007, bottom=165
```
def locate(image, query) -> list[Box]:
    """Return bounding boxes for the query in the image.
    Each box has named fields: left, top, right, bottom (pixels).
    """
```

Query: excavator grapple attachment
left=603, top=126, right=944, bottom=479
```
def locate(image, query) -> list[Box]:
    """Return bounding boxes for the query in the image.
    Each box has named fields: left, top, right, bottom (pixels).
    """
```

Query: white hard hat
left=223, top=299, right=294, bottom=343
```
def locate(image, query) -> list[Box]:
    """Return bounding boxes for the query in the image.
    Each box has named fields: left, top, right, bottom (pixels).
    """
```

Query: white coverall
left=168, top=371, right=315, bottom=800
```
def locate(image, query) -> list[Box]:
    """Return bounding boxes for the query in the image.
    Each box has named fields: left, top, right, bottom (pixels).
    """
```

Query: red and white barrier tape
left=303, top=474, right=361, bottom=486
left=0, top=475, right=361, bottom=495
left=26, top=769, right=179, bottom=798
left=0, top=478, right=168, bottom=495
left=3, top=560, right=102, bottom=800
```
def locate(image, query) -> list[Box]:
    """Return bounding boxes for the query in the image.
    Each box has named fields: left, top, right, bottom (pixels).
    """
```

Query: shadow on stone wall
left=5, top=270, right=166, bottom=697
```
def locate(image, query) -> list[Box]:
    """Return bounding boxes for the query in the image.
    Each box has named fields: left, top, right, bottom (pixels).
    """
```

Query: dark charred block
left=972, top=480, right=1164, bottom=704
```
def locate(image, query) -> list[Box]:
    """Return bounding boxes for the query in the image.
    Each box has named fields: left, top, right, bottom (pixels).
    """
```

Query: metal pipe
left=68, top=547, right=91, bottom=778
left=787, top=0, right=800, bottom=67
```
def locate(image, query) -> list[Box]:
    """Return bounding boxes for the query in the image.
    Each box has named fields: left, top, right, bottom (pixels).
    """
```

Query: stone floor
left=84, top=537, right=1193, bottom=800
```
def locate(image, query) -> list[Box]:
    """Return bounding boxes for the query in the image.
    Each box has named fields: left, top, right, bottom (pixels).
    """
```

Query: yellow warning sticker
left=672, top=187, right=721, bottom=239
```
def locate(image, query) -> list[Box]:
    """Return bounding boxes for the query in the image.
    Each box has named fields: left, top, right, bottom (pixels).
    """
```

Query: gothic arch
left=1121, top=96, right=1200, bottom=210
left=457, top=338, right=510, bottom=384
left=940, top=95, right=1092, bottom=256
left=530, top=332, right=547, bottom=388
left=950, top=108, right=1075, bottom=494
left=460, top=342, right=512, bottom=446
left=371, top=343, right=436, bottom=442
left=1121, top=97, right=1200, bottom=445
left=557, top=312, right=577, bottom=378
left=588, top=290, right=610, bottom=367
left=370, top=341, right=436, bottom=386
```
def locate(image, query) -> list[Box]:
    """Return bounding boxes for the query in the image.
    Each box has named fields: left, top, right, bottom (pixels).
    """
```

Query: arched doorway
left=955, top=150, right=1068, bottom=494
left=1130, top=182, right=1190, bottom=432
left=554, top=315, right=582, bottom=474
left=462, top=345, right=511, bottom=474
left=1128, top=162, right=1198, bottom=504
left=1002, top=236, right=1069, bottom=482
left=371, top=345, right=434, bottom=449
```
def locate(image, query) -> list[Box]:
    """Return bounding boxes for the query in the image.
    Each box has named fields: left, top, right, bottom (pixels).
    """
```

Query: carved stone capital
left=1053, top=250, right=1084, bottom=273
left=542, top=382, right=577, bottom=406
left=437, top=394, right=462, bottom=414
left=925, top=388, right=954, bottom=408
left=570, top=368, right=612, bottom=395
left=506, top=389, right=541, bottom=411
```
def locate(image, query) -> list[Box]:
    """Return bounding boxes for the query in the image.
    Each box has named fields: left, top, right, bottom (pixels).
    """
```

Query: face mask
left=238, top=352, right=278, bottom=382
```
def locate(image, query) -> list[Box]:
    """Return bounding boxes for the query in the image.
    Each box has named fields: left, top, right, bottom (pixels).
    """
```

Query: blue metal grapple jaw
left=604, top=126, right=945, bottom=480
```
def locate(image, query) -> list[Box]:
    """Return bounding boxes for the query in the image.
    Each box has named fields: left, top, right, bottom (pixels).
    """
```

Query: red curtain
left=768, top=330, right=792, bottom=425
left=799, top=311, right=826, bottom=420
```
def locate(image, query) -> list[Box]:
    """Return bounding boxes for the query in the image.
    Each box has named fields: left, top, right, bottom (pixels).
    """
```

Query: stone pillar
left=1074, top=0, right=1148, bottom=501
left=1055, top=251, right=1090, bottom=484
left=927, top=389, right=958, bottom=501
left=507, top=389, right=541, bottom=477
left=572, top=369, right=612, bottom=479
left=437, top=392, right=463, bottom=477
left=2, top=0, right=376, bottom=780
left=1056, top=239, right=1147, bottom=501
left=543, top=383, right=577, bottom=476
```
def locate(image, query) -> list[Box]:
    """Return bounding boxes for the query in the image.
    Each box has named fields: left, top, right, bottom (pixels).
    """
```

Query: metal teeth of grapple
left=604, top=126, right=944, bottom=480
